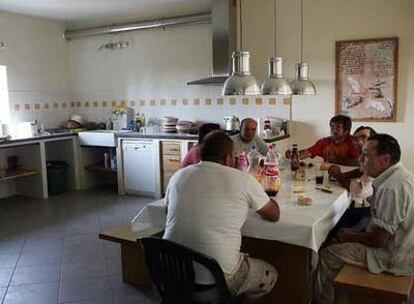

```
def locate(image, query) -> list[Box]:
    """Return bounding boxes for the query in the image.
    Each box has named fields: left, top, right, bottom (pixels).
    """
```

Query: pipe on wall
left=64, top=13, right=211, bottom=40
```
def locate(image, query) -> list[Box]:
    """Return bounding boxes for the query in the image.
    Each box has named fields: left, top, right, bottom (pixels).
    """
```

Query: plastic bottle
left=291, top=144, right=299, bottom=171
left=247, top=145, right=262, bottom=181
left=262, top=144, right=281, bottom=196
left=236, top=151, right=249, bottom=172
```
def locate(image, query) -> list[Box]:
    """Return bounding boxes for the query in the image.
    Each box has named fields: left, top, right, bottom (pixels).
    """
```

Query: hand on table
left=328, top=165, right=342, bottom=178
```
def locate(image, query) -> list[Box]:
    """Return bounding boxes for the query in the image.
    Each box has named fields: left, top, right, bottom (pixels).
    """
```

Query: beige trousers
left=314, top=242, right=367, bottom=304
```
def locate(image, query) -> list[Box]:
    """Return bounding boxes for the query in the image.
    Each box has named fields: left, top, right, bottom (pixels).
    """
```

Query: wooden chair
left=334, top=264, right=414, bottom=304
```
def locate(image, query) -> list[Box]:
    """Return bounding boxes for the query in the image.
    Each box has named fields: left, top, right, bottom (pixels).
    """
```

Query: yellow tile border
left=102, top=100, right=108, bottom=107
left=170, top=99, right=177, bottom=106
left=268, top=98, right=276, bottom=105
left=229, top=97, right=237, bottom=105
left=111, top=100, right=117, bottom=107
left=140, top=100, right=145, bottom=107
left=205, top=98, right=212, bottom=105
left=255, top=98, right=263, bottom=105
left=160, top=99, right=166, bottom=106
left=216, top=98, right=224, bottom=105
left=93, top=101, right=99, bottom=107
left=242, top=98, right=249, bottom=105
left=150, top=99, right=156, bottom=106
left=129, top=100, right=136, bottom=107
left=193, top=98, right=200, bottom=105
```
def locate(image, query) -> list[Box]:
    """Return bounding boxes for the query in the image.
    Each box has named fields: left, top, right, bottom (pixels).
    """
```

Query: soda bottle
left=247, top=145, right=262, bottom=181
left=291, top=144, right=299, bottom=171
left=262, top=144, right=281, bottom=197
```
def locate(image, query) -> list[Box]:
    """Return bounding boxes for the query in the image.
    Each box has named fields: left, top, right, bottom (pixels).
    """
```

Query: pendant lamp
left=222, top=0, right=260, bottom=96
left=261, top=0, right=292, bottom=96
left=291, top=0, right=316, bottom=95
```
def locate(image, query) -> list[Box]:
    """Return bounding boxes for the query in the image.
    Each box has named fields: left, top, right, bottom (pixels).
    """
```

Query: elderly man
left=314, top=134, right=414, bottom=304
left=231, top=118, right=268, bottom=156
left=164, top=131, right=280, bottom=301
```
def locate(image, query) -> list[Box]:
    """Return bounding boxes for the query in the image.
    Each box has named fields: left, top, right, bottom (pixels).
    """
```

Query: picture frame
left=335, top=37, right=398, bottom=122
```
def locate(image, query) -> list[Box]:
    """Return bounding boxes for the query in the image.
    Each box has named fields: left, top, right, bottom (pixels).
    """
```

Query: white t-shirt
left=163, top=161, right=269, bottom=282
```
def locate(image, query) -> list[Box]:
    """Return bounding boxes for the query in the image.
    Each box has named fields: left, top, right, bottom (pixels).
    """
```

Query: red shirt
left=181, top=145, right=201, bottom=168
left=307, top=135, right=358, bottom=162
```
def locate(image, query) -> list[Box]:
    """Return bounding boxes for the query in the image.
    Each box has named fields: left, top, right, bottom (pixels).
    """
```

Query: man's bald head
left=240, top=118, right=258, bottom=143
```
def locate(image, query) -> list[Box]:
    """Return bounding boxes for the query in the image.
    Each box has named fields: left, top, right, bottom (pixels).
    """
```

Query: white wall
left=0, top=10, right=72, bottom=129
left=67, top=23, right=290, bottom=126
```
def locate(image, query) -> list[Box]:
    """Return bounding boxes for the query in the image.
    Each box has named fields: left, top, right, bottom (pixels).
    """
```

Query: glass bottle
left=291, top=144, right=299, bottom=171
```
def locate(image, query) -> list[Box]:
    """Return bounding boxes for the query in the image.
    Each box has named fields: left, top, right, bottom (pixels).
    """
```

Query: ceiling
left=0, top=0, right=211, bottom=29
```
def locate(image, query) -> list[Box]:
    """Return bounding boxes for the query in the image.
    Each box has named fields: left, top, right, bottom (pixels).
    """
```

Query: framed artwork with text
left=335, top=37, right=398, bottom=122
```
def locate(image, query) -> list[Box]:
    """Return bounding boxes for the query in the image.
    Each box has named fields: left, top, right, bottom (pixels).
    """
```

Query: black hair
left=198, top=123, right=221, bottom=144
left=367, top=133, right=401, bottom=165
left=354, top=125, right=377, bottom=136
left=330, top=115, right=352, bottom=132
left=201, top=131, right=233, bottom=163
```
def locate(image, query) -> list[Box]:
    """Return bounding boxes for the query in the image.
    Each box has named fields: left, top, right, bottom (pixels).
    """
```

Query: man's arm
left=299, top=149, right=312, bottom=160
left=329, top=166, right=362, bottom=190
left=256, top=199, right=280, bottom=222
left=337, top=226, right=392, bottom=248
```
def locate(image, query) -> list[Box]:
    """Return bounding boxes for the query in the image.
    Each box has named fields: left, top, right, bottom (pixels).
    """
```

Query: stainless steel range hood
left=187, top=0, right=237, bottom=86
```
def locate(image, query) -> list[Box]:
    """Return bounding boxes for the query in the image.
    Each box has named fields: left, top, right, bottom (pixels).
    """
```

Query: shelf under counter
left=0, top=168, right=39, bottom=182
left=84, top=163, right=117, bottom=174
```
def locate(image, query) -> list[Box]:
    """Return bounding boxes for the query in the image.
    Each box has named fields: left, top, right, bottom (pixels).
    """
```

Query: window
left=0, top=65, right=10, bottom=123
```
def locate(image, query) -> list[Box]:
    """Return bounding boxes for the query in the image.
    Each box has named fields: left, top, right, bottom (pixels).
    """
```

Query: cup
left=315, top=168, right=324, bottom=185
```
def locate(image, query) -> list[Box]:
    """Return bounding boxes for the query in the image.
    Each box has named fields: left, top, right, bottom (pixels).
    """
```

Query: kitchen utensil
left=223, top=116, right=240, bottom=131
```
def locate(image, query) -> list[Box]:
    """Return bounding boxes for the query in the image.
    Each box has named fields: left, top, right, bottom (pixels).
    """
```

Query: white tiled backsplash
left=9, top=89, right=291, bottom=129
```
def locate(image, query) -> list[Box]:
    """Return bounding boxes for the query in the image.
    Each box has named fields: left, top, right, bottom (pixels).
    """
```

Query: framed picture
left=335, top=37, right=398, bottom=122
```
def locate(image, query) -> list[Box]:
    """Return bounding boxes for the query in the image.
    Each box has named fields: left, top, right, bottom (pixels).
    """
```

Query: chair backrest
left=141, top=237, right=234, bottom=304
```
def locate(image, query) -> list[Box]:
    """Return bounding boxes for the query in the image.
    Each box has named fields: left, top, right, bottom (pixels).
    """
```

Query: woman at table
left=181, top=123, right=220, bottom=168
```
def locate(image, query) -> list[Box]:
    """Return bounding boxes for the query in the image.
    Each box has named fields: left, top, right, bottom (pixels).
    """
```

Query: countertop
left=115, top=131, right=199, bottom=140
left=0, top=131, right=77, bottom=147
left=115, top=131, right=290, bottom=142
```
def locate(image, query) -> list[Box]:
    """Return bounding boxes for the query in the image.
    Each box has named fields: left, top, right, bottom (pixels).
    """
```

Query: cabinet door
left=161, top=142, right=181, bottom=155
left=162, top=155, right=181, bottom=171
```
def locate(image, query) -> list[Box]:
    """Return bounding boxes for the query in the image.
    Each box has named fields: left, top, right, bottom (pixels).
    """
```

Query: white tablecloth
left=131, top=169, right=351, bottom=252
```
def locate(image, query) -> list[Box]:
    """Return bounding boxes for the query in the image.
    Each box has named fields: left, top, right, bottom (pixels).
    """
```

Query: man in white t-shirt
left=163, top=131, right=280, bottom=301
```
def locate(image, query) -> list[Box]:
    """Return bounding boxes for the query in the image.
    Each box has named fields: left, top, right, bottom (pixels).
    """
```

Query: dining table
left=131, top=164, right=354, bottom=303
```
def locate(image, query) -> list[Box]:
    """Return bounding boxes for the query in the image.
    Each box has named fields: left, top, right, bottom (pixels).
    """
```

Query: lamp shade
left=261, top=57, right=292, bottom=96
left=290, top=62, right=316, bottom=95
left=222, top=51, right=260, bottom=96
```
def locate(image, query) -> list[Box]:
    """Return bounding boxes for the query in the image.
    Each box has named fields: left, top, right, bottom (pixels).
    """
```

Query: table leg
left=120, top=241, right=152, bottom=287
left=241, top=237, right=313, bottom=304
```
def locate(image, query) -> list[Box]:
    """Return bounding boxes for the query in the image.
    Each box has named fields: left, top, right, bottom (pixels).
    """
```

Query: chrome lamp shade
left=222, top=51, right=260, bottom=96
left=261, top=57, right=292, bottom=96
left=291, top=62, right=316, bottom=95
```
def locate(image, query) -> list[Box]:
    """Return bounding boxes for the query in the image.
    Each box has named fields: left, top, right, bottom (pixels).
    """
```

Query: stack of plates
left=162, top=116, right=178, bottom=133
left=176, top=121, right=193, bottom=134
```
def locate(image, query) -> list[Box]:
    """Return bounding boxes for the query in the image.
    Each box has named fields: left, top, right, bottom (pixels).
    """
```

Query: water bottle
left=247, top=145, right=262, bottom=181
left=262, top=144, right=281, bottom=197
left=236, top=151, right=249, bottom=172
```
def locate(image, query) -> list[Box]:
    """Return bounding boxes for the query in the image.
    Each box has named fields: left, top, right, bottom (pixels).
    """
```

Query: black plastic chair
left=141, top=237, right=239, bottom=304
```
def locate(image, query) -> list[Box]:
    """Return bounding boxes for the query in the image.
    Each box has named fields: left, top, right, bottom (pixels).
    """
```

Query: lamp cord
left=274, top=0, right=277, bottom=55
left=300, top=0, right=303, bottom=62
left=239, top=0, right=243, bottom=50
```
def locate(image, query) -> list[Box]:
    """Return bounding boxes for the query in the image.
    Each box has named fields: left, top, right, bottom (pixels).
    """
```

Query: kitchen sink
left=78, top=130, right=117, bottom=147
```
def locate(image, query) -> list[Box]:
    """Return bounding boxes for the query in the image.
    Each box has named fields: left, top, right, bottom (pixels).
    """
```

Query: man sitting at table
left=231, top=118, right=268, bottom=156
left=325, top=126, right=377, bottom=238
left=314, top=134, right=414, bottom=304
left=299, top=115, right=359, bottom=166
left=164, top=131, right=280, bottom=302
